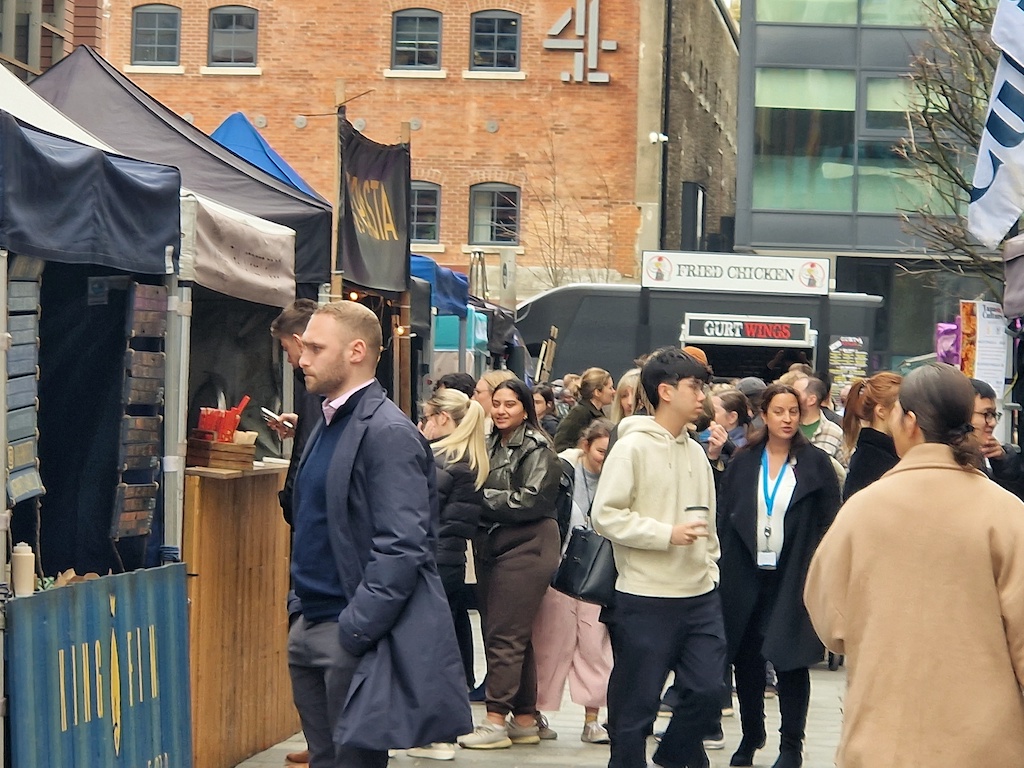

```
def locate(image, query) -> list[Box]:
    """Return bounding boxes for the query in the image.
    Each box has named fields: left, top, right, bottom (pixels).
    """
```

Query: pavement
left=236, top=615, right=845, bottom=768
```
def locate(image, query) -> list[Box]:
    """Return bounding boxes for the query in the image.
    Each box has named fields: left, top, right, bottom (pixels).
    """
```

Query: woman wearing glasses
left=805, top=363, right=1024, bottom=766
left=717, top=383, right=841, bottom=768
left=969, top=378, right=1024, bottom=496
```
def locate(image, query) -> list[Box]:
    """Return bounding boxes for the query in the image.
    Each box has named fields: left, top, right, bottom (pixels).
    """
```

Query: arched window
left=470, top=11, right=520, bottom=70
left=392, top=9, right=442, bottom=69
left=209, top=5, right=258, bottom=66
left=411, top=182, right=441, bottom=243
left=132, top=4, right=181, bottom=65
left=469, top=183, right=519, bottom=244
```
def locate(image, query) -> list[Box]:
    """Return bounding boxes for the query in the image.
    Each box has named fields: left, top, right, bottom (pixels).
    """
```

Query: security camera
left=649, top=131, right=668, bottom=144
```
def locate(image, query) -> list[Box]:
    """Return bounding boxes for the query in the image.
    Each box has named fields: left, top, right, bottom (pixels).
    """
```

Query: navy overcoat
left=297, top=380, right=473, bottom=750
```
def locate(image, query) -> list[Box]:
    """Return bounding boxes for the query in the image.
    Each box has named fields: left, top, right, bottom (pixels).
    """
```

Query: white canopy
left=0, top=64, right=295, bottom=307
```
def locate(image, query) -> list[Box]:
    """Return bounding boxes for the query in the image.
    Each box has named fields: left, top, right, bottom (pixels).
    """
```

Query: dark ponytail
left=898, top=363, right=981, bottom=470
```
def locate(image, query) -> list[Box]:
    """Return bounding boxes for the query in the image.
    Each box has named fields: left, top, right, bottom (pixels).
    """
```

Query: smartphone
left=261, top=407, right=294, bottom=430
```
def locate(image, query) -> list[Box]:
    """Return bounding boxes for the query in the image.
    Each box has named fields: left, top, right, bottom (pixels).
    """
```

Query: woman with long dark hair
left=841, top=372, right=901, bottom=498
left=806, top=363, right=1024, bottom=766
left=718, top=384, right=841, bottom=768
left=459, top=378, right=564, bottom=750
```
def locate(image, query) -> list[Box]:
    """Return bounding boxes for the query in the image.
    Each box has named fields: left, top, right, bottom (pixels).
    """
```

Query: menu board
left=828, top=336, right=870, bottom=402
left=960, top=300, right=1007, bottom=396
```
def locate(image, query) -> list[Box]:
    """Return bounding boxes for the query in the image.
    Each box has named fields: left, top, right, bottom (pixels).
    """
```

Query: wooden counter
left=183, top=464, right=299, bottom=768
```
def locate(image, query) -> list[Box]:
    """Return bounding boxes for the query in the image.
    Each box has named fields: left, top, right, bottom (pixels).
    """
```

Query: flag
left=992, top=0, right=1024, bottom=67
left=337, top=117, right=411, bottom=294
left=968, top=53, right=1024, bottom=249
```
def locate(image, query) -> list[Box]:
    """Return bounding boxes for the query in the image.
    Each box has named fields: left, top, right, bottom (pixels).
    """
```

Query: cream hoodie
left=592, top=415, right=720, bottom=598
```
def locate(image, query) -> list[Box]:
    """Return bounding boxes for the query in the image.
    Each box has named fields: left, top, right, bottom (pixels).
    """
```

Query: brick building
left=88, top=1, right=735, bottom=297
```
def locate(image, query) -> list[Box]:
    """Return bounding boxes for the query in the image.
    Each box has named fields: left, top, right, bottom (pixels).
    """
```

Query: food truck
left=515, top=251, right=882, bottom=381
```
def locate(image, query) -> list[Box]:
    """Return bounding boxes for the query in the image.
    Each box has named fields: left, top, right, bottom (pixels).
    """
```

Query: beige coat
left=804, top=443, right=1024, bottom=767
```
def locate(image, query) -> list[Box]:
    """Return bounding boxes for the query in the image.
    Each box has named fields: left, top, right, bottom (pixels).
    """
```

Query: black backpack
left=555, top=458, right=575, bottom=544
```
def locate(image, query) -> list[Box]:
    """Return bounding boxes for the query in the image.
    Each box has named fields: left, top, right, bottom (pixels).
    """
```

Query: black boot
left=729, top=731, right=766, bottom=767
left=770, top=742, right=803, bottom=768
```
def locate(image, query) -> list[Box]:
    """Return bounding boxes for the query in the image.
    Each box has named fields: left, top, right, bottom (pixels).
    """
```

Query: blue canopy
left=211, top=112, right=326, bottom=202
left=411, top=254, right=469, bottom=318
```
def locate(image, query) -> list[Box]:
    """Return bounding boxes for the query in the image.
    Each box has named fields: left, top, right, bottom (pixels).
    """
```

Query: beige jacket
left=805, top=443, right=1024, bottom=767
left=592, top=416, right=719, bottom=598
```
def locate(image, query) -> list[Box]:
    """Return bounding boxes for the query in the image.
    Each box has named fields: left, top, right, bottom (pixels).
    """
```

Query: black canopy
left=31, top=45, right=331, bottom=285
left=0, top=111, right=180, bottom=271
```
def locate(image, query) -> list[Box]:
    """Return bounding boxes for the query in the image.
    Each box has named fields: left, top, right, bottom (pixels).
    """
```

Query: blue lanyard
left=761, top=450, right=788, bottom=521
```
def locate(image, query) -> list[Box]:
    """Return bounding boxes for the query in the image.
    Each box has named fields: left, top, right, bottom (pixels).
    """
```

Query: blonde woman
left=416, top=389, right=490, bottom=760
left=554, top=368, right=616, bottom=451
left=610, top=368, right=641, bottom=423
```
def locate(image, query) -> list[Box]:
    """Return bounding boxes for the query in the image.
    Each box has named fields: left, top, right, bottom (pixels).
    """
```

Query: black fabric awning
left=0, top=111, right=180, bottom=272
left=31, top=45, right=331, bottom=285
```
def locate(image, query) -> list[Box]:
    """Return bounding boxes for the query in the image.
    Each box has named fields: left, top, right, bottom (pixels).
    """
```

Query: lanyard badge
left=758, top=451, right=786, bottom=570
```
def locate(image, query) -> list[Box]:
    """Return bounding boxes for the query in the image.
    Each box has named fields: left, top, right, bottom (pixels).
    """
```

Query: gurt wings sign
left=338, top=118, right=411, bottom=293
left=683, top=313, right=813, bottom=348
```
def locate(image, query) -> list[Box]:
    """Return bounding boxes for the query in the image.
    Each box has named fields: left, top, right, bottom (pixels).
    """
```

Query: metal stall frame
left=162, top=269, right=192, bottom=562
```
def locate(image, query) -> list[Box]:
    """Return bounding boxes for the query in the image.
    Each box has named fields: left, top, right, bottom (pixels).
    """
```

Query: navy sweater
left=291, top=387, right=367, bottom=623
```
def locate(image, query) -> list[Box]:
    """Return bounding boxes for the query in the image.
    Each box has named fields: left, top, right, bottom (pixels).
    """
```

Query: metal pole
left=162, top=272, right=191, bottom=560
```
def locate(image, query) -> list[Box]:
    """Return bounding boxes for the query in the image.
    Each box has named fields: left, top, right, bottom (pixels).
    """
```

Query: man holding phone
left=269, top=299, right=321, bottom=531
left=592, top=348, right=725, bottom=768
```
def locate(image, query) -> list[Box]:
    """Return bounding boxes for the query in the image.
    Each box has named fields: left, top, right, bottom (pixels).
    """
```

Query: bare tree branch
left=899, top=0, right=1004, bottom=293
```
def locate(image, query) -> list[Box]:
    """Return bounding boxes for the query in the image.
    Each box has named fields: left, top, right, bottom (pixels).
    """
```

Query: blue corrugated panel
left=6, top=564, right=193, bottom=767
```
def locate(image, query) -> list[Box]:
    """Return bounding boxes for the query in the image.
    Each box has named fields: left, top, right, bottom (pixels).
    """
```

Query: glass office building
left=734, top=0, right=993, bottom=366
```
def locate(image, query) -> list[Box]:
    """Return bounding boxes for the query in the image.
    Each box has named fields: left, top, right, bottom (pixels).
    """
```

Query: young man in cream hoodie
left=592, top=348, right=724, bottom=768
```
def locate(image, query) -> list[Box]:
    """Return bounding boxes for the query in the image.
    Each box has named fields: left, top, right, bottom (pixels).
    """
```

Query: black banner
left=338, top=116, right=411, bottom=294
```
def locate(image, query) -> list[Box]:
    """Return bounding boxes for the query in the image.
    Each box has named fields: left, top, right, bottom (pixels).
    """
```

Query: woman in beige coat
left=804, top=362, right=1024, bottom=767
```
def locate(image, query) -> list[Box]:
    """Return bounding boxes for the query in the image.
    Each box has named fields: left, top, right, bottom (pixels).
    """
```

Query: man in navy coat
left=289, top=301, right=471, bottom=768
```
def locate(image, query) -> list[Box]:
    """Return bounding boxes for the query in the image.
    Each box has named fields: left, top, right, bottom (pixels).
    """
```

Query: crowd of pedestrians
left=275, top=298, right=1024, bottom=768
left=419, top=350, right=1024, bottom=768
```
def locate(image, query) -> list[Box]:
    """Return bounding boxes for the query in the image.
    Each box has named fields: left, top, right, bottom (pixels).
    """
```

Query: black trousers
left=607, top=590, right=727, bottom=768
left=731, top=576, right=810, bottom=751
left=439, top=563, right=475, bottom=688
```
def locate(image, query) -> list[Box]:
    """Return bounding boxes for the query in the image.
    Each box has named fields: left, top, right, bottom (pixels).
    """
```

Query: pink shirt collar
left=321, top=379, right=375, bottom=425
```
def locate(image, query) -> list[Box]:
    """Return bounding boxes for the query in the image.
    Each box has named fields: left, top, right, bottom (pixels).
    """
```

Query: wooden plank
left=183, top=472, right=296, bottom=768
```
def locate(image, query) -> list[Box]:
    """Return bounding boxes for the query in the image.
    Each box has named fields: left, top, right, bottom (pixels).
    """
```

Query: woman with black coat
left=418, top=389, right=490, bottom=759
left=841, top=372, right=902, bottom=498
left=718, top=384, right=841, bottom=768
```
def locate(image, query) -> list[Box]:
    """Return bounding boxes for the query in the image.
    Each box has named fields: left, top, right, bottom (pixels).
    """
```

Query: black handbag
left=551, top=524, right=618, bottom=606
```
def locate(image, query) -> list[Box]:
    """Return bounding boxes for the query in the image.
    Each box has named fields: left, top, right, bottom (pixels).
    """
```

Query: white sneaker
left=407, top=743, right=456, bottom=760
left=457, top=721, right=513, bottom=750
left=581, top=721, right=610, bottom=744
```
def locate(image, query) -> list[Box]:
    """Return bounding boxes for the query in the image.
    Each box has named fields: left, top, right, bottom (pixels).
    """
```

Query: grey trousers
left=288, top=615, right=388, bottom=768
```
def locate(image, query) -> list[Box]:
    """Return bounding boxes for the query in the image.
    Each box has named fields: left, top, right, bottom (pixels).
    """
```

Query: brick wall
left=663, top=0, right=738, bottom=250
left=102, top=0, right=650, bottom=287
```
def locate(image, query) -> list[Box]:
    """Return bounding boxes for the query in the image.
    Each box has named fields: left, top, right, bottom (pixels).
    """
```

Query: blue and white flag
left=968, top=52, right=1024, bottom=249
left=992, top=0, right=1024, bottom=67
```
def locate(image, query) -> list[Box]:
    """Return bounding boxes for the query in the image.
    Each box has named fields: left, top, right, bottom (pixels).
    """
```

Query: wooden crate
left=186, top=438, right=255, bottom=470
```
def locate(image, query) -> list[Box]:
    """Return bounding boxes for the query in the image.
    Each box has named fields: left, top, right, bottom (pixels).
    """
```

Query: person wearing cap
left=737, top=377, right=767, bottom=433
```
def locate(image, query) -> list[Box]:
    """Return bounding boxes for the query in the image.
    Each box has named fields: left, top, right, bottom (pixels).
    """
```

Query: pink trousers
left=531, top=586, right=613, bottom=711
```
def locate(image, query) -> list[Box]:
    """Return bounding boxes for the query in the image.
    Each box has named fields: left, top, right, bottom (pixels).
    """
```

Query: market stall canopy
left=0, top=60, right=296, bottom=306
left=0, top=110, right=179, bottom=271
left=30, top=45, right=330, bottom=286
left=212, top=112, right=325, bottom=202
left=411, top=254, right=469, bottom=318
